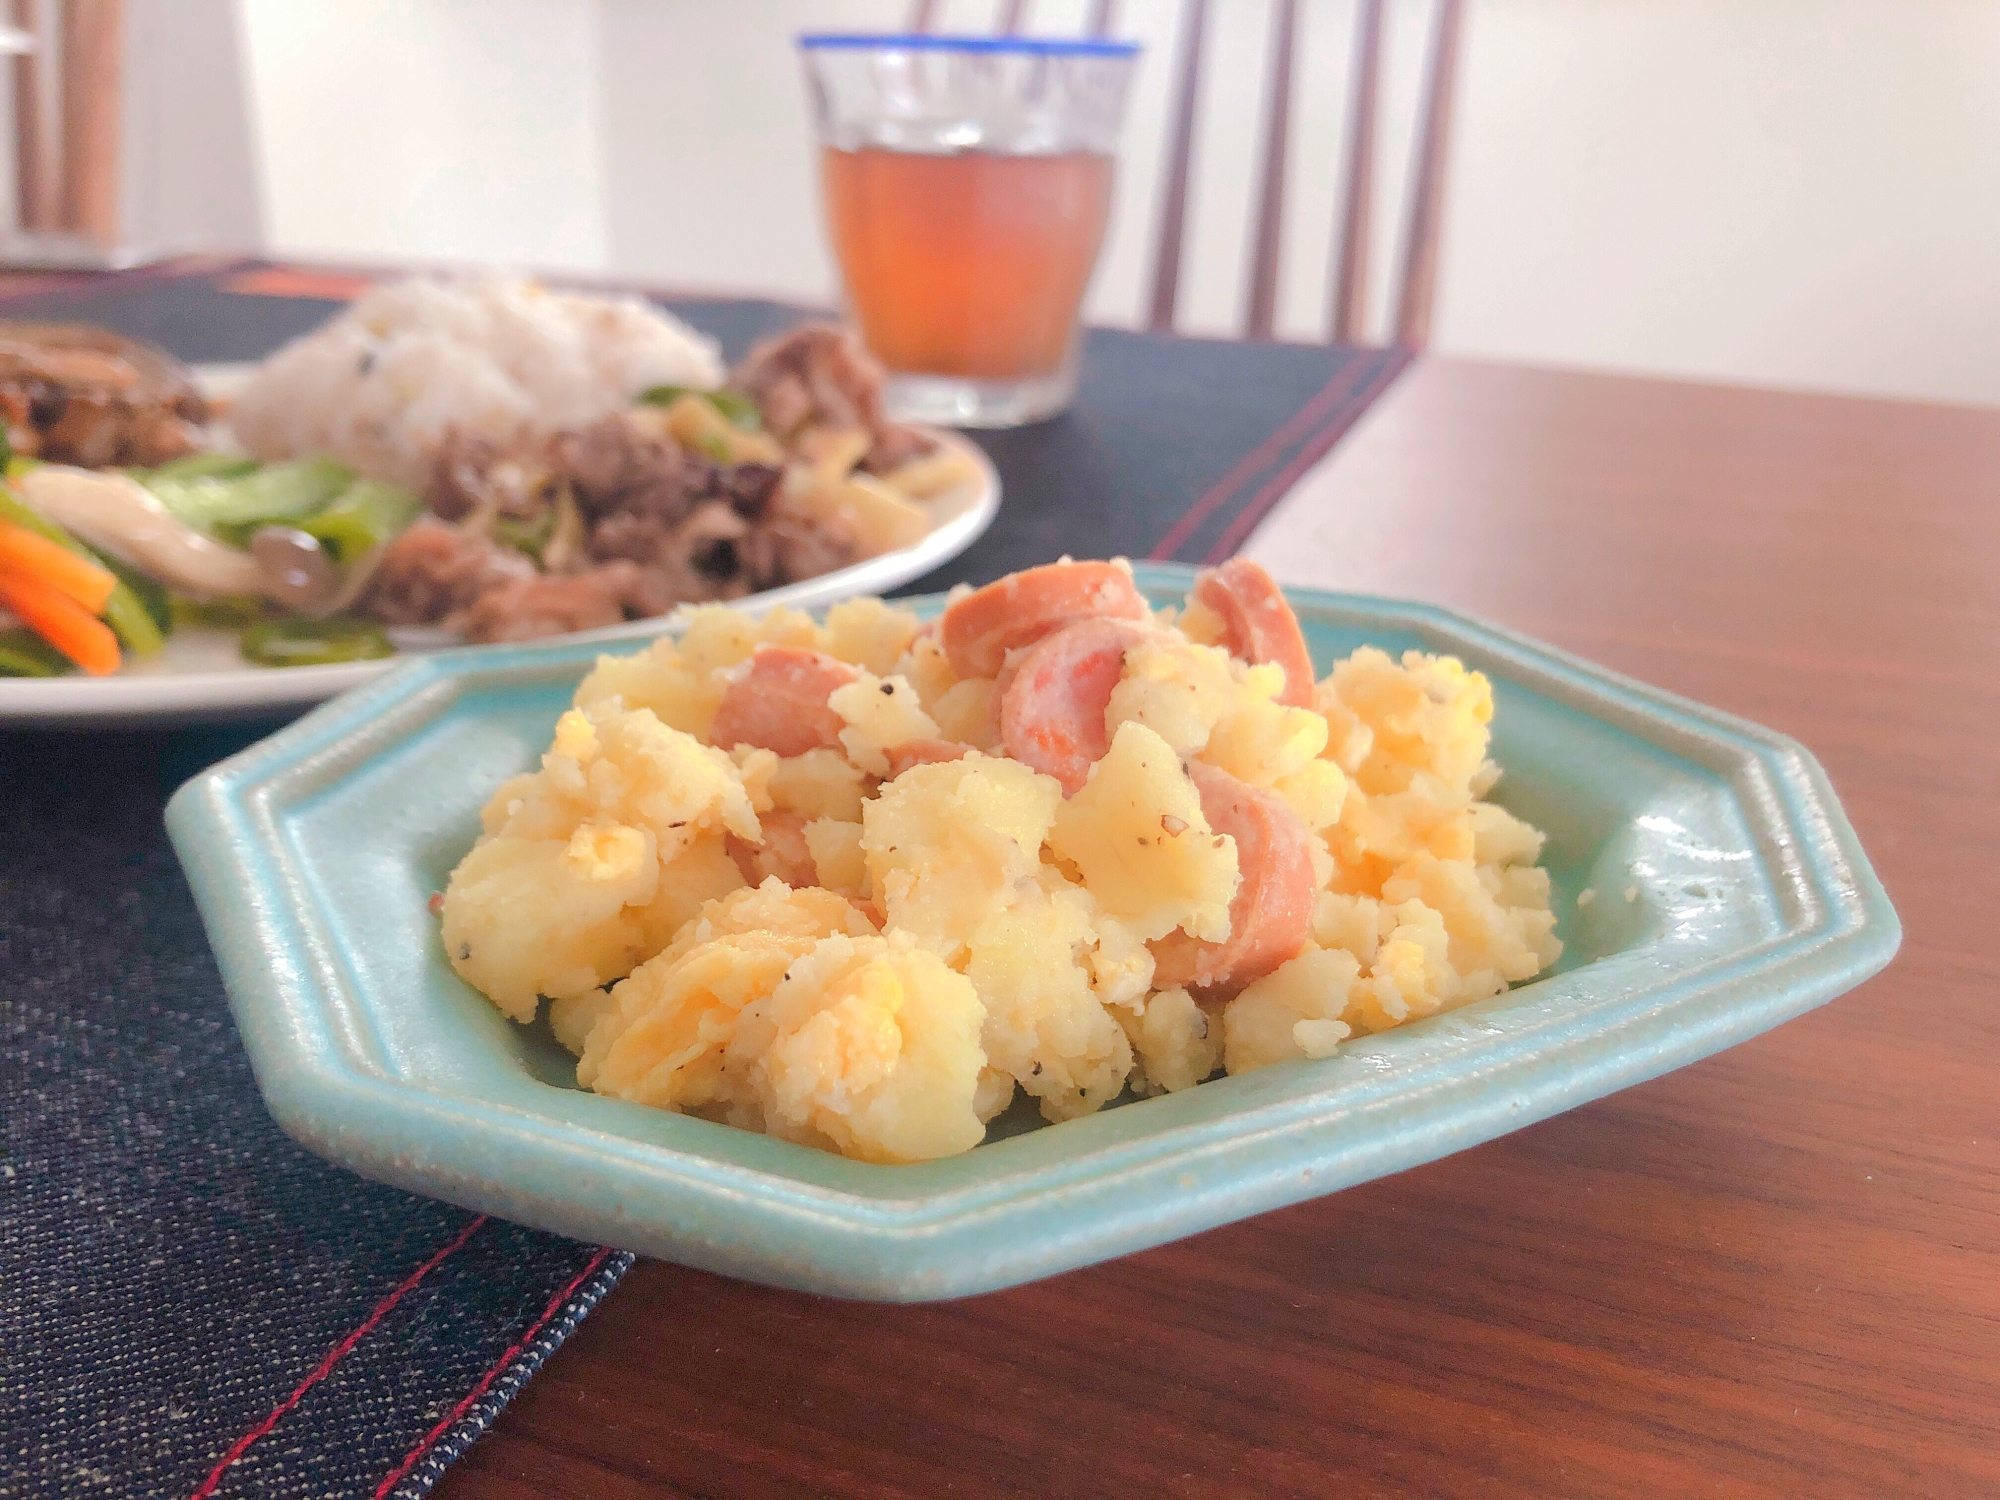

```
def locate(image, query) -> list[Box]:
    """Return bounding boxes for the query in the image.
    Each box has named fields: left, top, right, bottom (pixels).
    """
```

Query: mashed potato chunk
left=1123, top=986, right=1222, bottom=1095
left=829, top=670, right=940, bottom=777
left=822, top=597, right=923, bottom=675
left=965, top=877, right=1134, bottom=1121
left=1048, top=721, right=1239, bottom=944
left=1223, top=946, right=1364, bottom=1073
left=1200, top=662, right=1330, bottom=788
left=737, top=933, right=988, bottom=1163
left=1104, top=638, right=1236, bottom=757
left=441, top=705, right=760, bottom=1017
left=863, top=756, right=1061, bottom=962
left=578, top=882, right=876, bottom=1111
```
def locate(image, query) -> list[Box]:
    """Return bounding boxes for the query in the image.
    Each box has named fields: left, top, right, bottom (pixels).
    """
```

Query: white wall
left=1436, top=0, right=2000, bottom=407
left=235, top=0, right=609, bottom=271
left=121, top=0, right=264, bottom=253
left=147, top=0, right=2000, bottom=408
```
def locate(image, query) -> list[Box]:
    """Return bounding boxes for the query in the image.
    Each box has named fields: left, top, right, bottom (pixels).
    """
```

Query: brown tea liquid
left=821, top=146, right=1114, bottom=381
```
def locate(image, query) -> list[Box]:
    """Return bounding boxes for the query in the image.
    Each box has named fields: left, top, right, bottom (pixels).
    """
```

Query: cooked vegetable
left=0, top=627, right=72, bottom=676
left=139, top=451, right=260, bottom=483
left=490, top=507, right=557, bottom=562
left=239, top=617, right=394, bottom=667
left=638, top=384, right=762, bottom=429
left=141, top=455, right=353, bottom=545
left=0, top=481, right=166, bottom=655
left=171, top=594, right=267, bottom=630
left=100, top=554, right=172, bottom=637
left=16, top=466, right=265, bottom=598
left=249, top=526, right=340, bottom=613
left=298, top=477, right=422, bottom=563
left=0, top=570, right=120, bottom=675
left=0, top=520, right=116, bottom=611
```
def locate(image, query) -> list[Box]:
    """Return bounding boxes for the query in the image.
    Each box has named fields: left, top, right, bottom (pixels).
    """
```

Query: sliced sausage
left=707, top=645, right=859, bottom=756
left=726, top=806, right=818, bottom=888
left=1150, top=760, right=1316, bottom=1000
left=939, top=560, right=1150, bottom=679
left=882, top=737, right=975, bottom=779
left=998, top=617, right=1149, bottom=794
left=1191, top=558, right=1316, bottom=709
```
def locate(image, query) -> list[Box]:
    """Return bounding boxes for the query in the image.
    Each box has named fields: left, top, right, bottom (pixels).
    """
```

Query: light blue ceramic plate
left=165, top=565, right=1899, bottom=1301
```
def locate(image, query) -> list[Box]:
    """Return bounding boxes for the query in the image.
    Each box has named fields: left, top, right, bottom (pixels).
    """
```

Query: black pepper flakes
left=456, top=942, right=472, bottom=961
left=879, top=681, right=895, bottom=694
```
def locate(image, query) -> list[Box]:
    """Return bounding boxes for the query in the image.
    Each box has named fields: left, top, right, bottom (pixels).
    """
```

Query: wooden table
left=436, top=359, right=1999, bottom=1498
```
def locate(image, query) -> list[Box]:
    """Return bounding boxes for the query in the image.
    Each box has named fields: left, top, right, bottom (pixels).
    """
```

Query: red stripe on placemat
left=370, top=1247, right=618, bottom=1500
left=187, top=1215, right=490, bottom=1500
left=0, top=253, right=259, bottom=310
left=221, top=266, right=375, bottom=301
left=1202, top=346, right=1414, bottom=564
left=1146, top=352, right=1376, bottom=563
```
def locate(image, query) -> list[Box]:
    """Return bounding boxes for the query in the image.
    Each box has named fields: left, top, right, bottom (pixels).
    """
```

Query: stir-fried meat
left=449, top=564, right=643, bottom=644
left=728, top=323, right=931, bottom=474
left=672, top=500, right=753, bottom=584
left=739, top=510, right=861, bottom=587
left=548, top=413, right=697, bottom=524
left=431, top=431, right=505, bottom=521
left=0, top=323, right=211, bottom=467
left=363, top=518, right=536, bottom=625
left=386, top=334, right=906, bottom=642
left=712, top=461, right=784, bottom=518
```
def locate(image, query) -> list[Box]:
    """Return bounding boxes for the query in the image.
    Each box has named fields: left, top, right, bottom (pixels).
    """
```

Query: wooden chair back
left=906, top=0, right=1464, bottom=349
left=12, top=0, right=125, bottom=244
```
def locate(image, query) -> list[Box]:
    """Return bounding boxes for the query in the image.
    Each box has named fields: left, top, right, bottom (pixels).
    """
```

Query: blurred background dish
left=0, top=281, right=999, bottom=711
left=0, top=387, right=996, bottom=725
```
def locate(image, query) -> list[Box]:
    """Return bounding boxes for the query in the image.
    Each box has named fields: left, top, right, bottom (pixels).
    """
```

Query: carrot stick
left=0, top=519, right=117, bottom=612
left=0, top=570, right=121, bottom=675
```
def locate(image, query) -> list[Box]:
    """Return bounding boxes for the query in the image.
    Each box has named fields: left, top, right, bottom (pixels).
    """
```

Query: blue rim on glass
left=797, top=32, right=1141, bottom=57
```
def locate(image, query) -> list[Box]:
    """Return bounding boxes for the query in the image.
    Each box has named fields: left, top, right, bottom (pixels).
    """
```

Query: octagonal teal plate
left=164, top=564, right=1899, bottom=1301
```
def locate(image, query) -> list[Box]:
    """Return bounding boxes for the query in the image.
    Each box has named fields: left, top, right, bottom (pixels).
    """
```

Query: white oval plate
left=0, top=372, right=999, bottom=726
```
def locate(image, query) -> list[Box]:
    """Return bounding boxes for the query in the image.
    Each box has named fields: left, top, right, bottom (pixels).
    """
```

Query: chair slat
left=998, top=0, right=1029, bottom=35
left=1244, top=0, right=1299, bottom=340
left=1392, top=0, right=1464, bottom=350
left=11, top=0, right=55, bottom=231
left=906, top=0, right=938, bottom=32
left=1147, top=0, right=1209, bottom=331
left=58, top=0, right=124, bottom=243
left=1330, top=0, right=1384, bottom=343
left=1086, top=0, right=1116, bottom=37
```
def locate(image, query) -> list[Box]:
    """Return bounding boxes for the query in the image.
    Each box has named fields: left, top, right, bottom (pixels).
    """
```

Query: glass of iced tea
left=799, top=33, right=1140, bottom=427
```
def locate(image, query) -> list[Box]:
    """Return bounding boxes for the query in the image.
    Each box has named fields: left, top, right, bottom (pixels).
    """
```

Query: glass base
left=882, top=365, right=1076, bottom=429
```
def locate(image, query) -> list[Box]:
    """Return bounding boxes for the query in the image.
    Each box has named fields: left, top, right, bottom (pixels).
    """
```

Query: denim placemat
left=0, top=266, right=1405, bottom=1498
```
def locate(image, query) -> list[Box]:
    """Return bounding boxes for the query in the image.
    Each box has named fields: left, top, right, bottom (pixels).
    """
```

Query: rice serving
left=229, top=278, right=726, bottom=489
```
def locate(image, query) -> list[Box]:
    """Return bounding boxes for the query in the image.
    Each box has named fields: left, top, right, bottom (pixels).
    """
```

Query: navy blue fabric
left=0, top=267, right=1403, bottom=1498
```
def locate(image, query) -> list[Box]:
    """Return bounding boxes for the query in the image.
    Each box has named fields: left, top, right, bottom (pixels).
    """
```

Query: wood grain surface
left=436, top=359, right=1999, bottom=1499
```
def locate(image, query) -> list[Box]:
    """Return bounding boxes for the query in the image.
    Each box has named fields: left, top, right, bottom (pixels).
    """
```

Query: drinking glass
left=798, top=33, right=1140, bottom=427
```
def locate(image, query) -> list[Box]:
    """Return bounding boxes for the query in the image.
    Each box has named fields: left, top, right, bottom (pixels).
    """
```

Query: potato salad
left=438, top=559, right=1561, bottom=1162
